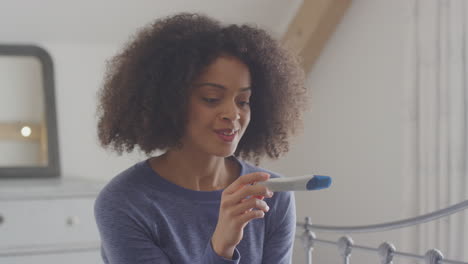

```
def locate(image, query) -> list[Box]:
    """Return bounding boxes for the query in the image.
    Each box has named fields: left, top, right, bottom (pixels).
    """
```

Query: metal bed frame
left=296, top=200, right=468, bottom=264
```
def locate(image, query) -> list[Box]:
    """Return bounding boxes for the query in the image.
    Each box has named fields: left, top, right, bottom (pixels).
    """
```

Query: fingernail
left=265, top=205, right=270, bottom=212
left=267, top=190, right=274, bottom=197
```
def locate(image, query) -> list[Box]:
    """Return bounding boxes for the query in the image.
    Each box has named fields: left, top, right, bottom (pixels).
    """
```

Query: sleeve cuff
left=204, top=241, right=240, bottom=264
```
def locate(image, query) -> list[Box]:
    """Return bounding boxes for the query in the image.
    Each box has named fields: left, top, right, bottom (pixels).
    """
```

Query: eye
left=202, top=98, right=220, bottom=103
left=238, top=101, right=250, bottom=107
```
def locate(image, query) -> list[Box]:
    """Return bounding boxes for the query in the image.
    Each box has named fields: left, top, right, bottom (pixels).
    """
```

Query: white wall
left=0, top=0, right=302, bottom=179
left=259, top=0, right=414, bottom=263
left=1, top=0, right=417, bottom=262
left=42, top=42, right=148, bottom=179
left=0, top=0, right=303, bottom=180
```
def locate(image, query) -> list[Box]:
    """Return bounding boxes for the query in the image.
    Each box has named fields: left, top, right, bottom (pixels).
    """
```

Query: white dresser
left=0, top=178, right=105, bottom=264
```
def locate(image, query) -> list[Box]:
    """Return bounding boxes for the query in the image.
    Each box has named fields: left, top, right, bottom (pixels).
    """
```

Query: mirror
left=0, top=44, right=60, bottom=178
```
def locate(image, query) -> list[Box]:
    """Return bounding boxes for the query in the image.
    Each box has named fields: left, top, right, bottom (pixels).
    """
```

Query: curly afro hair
left=97, top=13, right=308, bottom=163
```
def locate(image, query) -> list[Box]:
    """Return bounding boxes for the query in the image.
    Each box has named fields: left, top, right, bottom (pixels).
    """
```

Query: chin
left=208, top=145, right=237, bottom=158
left=212, top=149, right=236, bottom=158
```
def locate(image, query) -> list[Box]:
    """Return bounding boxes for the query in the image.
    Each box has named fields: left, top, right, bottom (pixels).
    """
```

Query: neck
left=149, top=149, right=239, bottom=191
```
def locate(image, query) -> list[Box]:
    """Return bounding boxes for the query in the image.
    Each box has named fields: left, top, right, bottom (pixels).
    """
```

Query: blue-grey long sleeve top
left=94, top=157, right=296, bottom=263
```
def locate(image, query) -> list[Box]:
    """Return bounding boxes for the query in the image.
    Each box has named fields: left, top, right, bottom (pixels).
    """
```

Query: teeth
left=222, top=130, right=236, bottom=136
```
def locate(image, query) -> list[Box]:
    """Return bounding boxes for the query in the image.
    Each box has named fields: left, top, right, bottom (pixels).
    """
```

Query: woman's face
left=181, top=55, right=251, bottom=157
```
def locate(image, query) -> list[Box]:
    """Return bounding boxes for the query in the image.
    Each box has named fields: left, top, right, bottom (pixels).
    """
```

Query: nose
left=220, top=101, right=241, bottom=121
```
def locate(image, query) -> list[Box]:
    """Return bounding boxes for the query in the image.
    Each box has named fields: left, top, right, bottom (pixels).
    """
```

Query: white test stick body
left=256, top=175, right=331, bottom=192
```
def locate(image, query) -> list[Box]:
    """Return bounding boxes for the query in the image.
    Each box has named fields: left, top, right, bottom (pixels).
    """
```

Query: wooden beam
left=282, top=0, right=352, bottom=73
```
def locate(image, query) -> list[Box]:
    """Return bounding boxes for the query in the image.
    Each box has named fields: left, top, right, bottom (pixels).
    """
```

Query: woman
left=95, top=13, right=308, bottom=264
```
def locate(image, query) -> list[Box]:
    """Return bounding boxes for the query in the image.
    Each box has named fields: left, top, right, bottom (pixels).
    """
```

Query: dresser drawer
left=0, top=198, right=100, bottom=247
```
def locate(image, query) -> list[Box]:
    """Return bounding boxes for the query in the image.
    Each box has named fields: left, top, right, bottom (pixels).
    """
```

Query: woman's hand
left=211, top=172, right=274, bottom=259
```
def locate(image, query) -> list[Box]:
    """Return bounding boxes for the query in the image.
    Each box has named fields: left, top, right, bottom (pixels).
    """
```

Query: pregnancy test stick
left=257, top=175, right=331, bottom=192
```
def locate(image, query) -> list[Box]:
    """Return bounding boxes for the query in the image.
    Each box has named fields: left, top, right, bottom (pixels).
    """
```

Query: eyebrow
left=195, top=82, right=251, bottom=92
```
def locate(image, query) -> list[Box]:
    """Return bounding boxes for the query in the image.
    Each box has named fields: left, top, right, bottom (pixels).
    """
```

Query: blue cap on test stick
left=306, top=175, right=332, bottom=190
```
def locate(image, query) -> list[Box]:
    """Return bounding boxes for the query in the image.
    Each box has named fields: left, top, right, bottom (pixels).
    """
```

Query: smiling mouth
left=214, top=128, right=239, bottom=134
left=215, top=129, right=238, bottom=142
left=221, top=130, right=236, bottom=135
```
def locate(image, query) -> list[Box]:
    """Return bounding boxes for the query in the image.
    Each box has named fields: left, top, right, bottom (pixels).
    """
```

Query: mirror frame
left=0, top=44, right=60, bottom=178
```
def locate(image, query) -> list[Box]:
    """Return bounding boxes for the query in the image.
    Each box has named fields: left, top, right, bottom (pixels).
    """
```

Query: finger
left=231, top=198, right=269, bottom=216
left=253, top=195, right=265, bottom=200
left=222, top=184, right=272, bottom=208
left=235, top=198, right=269, bottom=215
left=237, top=210, right=265, bottom=226
left=241, top=195, right=264, bottom=203
left=232, top=184, right=273, bottom=202
left=224, top=172, right=270, bottom=195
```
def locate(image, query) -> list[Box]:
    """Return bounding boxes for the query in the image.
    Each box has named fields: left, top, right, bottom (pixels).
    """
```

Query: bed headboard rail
left=296, top=199, right=468, bottom=264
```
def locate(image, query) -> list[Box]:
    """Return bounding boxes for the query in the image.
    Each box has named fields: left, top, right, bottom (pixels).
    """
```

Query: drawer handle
left=66, top=216, right=80, bottom=227
left=0, top=214, right=3, bottom=225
